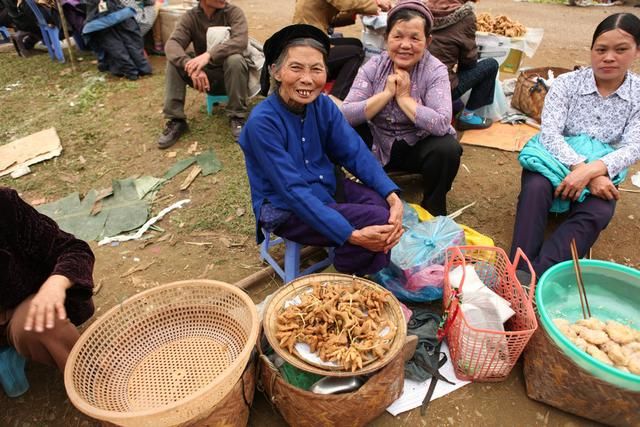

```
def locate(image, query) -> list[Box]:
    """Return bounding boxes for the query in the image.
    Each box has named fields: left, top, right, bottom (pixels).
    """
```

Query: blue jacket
left=239, top=94, right=399, bottom=245
left=519, top=133, right=628, bottom=213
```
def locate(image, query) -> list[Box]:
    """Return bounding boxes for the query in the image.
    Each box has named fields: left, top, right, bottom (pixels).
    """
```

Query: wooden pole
left=54, top=0, right=76, bottom=71
left=233, top=247, right=324, bottom=290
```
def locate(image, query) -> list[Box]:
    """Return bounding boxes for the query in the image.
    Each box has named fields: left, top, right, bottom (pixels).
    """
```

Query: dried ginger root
left=605, top=320, right=635, bottom=345
left=555, top=316, right=640, bottom=375
left=476, top=12, right=526, bottom=37
left=628, top=355, right=640, bottom=375
left=601, top=341, right=628, bottom=367
left=275, top=280, right=397, bottom=371
left=586, top=345, right=613, bottom=365
left=576, top=317, right=606, bottom=331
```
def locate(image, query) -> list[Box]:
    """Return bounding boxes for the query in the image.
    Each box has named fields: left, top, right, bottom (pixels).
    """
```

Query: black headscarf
left=259, top=24, right=331, bottom=96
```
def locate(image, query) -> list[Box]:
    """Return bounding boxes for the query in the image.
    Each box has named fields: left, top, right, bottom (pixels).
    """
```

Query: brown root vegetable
left=275, top=280, right=396, bottom=371
left=576, top=317, right=606, bottom=331
left=605, top=320, right=635, bottom=345
left=586, top=344, right=613, bottom=365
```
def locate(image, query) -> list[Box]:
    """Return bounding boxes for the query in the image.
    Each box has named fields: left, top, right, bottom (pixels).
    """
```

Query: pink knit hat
left=387, top=0, right=435, bottom=32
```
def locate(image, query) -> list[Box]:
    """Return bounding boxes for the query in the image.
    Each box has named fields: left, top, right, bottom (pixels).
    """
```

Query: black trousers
left=327, top=39, right=364, bottom=100
left=356, top=124, right=462, bottom=216
left=451, top=58, right=499, bottom=110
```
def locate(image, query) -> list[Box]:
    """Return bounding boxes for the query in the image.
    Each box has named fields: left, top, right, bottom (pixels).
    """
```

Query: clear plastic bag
left=391, top=216, right=465, bottom=278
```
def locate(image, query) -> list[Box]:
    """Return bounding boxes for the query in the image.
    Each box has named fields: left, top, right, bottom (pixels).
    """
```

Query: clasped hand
left=383, top=69, right=411, bottom=100
left=555, top=161, right=613, bottom=202
left=348, top=193, right=403, bottom=253
left=185, top=53, right=211, bottom=92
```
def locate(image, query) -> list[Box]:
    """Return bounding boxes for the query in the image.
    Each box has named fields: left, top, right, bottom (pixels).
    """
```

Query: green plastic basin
left=536, top=260, right=640, bottom=392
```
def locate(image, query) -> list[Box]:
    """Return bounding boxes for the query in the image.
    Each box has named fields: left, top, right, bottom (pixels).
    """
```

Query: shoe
left=229, top=117, right=245, bottom=141
left=149, top=43, right=165, bottom=56
left=10, top=34, right=28, bottom=58
left=455, top=113, right=493, bottom=131
left=158, top=119, right=188, bottom=149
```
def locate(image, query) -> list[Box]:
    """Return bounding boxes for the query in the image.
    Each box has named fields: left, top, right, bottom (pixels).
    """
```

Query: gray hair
left=268, top=38, right=329, bottom=92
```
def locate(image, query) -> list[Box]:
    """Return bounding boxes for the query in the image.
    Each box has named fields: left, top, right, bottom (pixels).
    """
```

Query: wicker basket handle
left=511, top=247, right=536, bottom=302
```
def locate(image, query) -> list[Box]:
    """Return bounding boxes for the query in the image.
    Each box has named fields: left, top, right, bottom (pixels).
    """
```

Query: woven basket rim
left=536, top=260, right=640, bottom=390
left=263, top=273, right=407, bottom=377
left=64, top=279, right=259, bottom=423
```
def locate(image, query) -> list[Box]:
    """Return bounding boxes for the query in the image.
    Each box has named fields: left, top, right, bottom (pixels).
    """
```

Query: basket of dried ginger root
left=263, top=273, right=407, bottom=377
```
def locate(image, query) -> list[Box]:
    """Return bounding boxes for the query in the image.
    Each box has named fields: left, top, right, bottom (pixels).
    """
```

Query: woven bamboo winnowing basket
left=263, top=273, right=408, bottom=377
left=64, top=280, right=259, bottom=427
left=524, top=326, right=640, bottom=427
left=258, top=335, right=418, bottom=427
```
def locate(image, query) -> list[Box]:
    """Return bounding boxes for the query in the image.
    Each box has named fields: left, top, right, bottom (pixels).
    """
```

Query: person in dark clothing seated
left=1, top=0, right=42, bottom=57
left=427, top=0, right=498, bottom=130
left=292, top=0, right=392, bottom=101
left=239, top=24, right=404, bottom=276
left=0, top=187, right=95, bottom=374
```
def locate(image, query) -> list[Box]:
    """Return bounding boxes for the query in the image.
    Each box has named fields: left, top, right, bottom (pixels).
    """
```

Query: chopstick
left=570, top=238, right=591, bottom=319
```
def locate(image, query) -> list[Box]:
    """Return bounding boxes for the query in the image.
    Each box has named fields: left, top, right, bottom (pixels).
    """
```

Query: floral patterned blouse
left=342, top=51, right=456, bottom=166
left=540, top=67, right=640, bottom=178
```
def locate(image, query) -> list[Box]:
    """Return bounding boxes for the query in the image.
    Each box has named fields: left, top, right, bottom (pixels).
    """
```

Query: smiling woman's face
left=273, top=45, right=327, bottom=109
left=591, top=28, right=639, bottom=86
left=386, top=17, right=429, bottom=70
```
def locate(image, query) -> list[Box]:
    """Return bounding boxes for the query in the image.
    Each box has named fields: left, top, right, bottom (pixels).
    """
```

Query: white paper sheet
left=386, top=342, right=470, bottom=416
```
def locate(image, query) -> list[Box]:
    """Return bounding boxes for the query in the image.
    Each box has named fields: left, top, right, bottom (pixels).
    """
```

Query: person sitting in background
left=426, top=0, right=498, bottom=130
left=342, top=0, right=462, bottom=216
left=240, top=24, right=404, bottom=276
left=510, top=13, right=640, bottom=279
left=158, top=0, right=249, bottom=148
left=292, top=0, right=392, bottom=101
left=1, top=0, right=42, bottom=57
left=0, top=187, right=95, bottom=373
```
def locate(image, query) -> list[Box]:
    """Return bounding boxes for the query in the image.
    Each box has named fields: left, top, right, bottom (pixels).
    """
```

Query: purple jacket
left=0, top=188, right=95, bottom=326
left=342, top=51, right=456, bottom=165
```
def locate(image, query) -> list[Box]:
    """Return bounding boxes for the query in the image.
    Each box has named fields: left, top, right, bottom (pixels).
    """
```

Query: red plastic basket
left=442, top=246, right=538, bottom=382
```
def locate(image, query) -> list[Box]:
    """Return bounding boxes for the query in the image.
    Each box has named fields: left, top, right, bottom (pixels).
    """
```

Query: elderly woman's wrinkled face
left=273, top=45, right=327, bottom=109
left=387, top=17, right=429, bottom=70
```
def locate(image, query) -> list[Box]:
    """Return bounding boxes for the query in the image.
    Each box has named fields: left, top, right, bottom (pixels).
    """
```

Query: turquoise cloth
left=519, top=134, right=628, bottom=213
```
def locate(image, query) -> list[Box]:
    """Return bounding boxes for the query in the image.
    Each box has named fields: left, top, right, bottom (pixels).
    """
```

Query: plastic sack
left=391, top=216, right=465, bottom=278
left=408, top=204, right=495, bottom=247
left=448, top=265, right=515, bottom=324
left=406, top=264, right=444, bottom=292
left=370, top=266, right=444, bottom=302
left=459, top=72, right=509, bottom=121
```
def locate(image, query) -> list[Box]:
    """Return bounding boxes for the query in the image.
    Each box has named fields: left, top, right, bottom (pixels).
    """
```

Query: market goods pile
left=554, top=317, right=640, bottom=375
left=275, top=281, right=397, bottom=372
left=476, top=12, right=527, bottom=37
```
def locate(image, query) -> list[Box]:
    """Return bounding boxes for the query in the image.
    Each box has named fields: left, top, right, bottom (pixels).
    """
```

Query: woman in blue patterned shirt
left=510, top=13, right=640, bottom=279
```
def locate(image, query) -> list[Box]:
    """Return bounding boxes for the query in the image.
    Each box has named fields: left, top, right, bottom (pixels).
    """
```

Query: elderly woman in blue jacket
left=239, top=24, right=404, bottom=276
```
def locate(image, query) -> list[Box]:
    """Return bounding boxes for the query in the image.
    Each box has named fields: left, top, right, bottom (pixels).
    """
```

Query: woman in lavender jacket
left=342, top=0, right=462, bottom=216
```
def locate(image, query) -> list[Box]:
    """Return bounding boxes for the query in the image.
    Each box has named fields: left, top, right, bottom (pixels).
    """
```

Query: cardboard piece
left=0, top=128, right=62, bottom=177
left=460, top=122, right=538, bottom=152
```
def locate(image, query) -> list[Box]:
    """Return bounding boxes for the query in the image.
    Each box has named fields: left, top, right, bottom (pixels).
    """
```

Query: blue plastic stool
left=0, top=26, right=10, bottom=44
left=24, top=0, right=65, bottom=62
left=206, top=94, right=229, bottom=115
left=0, top=346, right=29, bottom=398
left=260, top=230, right=335, bottom=284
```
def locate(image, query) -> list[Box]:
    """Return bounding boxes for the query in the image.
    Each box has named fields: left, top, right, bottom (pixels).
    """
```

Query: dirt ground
left=1, top=0, right=639, bottom=426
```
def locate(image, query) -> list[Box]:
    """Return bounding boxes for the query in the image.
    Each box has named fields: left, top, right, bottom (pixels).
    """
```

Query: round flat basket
left=64, top=280, right=259, bottom=427
left=263, top=273, right=407, bottom=377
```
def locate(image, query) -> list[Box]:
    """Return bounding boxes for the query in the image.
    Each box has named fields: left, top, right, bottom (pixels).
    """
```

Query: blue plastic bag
left=371, top=216, right=465, bottom=302
left=371, top=266, right=444, bottom=302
